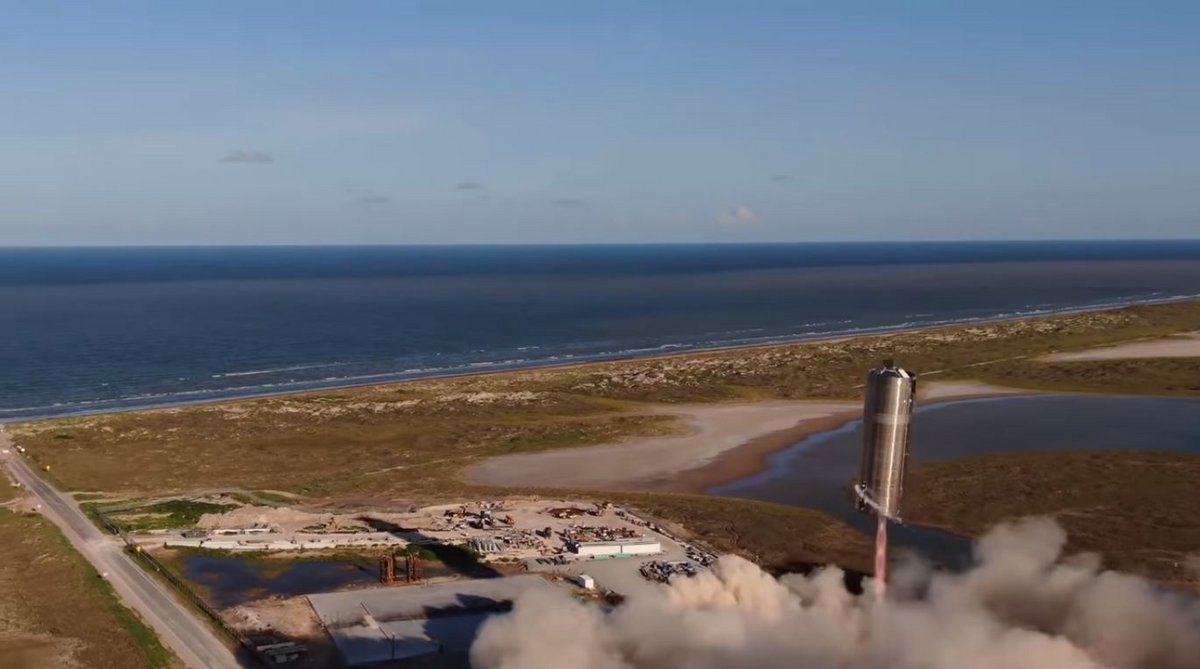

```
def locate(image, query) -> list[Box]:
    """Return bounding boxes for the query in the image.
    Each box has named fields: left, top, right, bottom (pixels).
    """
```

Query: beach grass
left=970, top=357, right=1200, bottom=395
left=906, top=451, right=1200, bottom=588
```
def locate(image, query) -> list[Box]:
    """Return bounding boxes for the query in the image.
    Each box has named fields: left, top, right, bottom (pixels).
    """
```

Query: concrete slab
left=309, top=575, right=560, bottom=666
left=310, top=575, right=556, bottom=626
left=326, top=626, right=398, bottom=666
left=381, top=614, right=492, bottom=652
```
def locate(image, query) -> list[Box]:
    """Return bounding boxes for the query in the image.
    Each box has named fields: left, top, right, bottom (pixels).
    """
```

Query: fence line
left=94, top=509, right=264, bottom=664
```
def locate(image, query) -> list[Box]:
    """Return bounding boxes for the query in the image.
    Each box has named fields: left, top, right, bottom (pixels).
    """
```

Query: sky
left=2, top=1, right=1199, bottom=245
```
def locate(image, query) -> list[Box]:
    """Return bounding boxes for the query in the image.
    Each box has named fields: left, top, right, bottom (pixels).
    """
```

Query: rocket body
left=856, top=364, right=916, bottom=520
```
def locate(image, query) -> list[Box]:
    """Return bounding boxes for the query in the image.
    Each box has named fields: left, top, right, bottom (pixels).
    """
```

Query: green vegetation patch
left=108, top=499, right=238, bottom=531
left=249, top=490, right=294, bottom=504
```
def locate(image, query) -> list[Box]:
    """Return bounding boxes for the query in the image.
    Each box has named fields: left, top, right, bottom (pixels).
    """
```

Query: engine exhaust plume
left=472, top=518, right=1200, bottom=669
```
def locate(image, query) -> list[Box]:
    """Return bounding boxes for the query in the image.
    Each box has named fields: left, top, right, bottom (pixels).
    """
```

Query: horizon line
left=4, top=238, right=1200, bottom=250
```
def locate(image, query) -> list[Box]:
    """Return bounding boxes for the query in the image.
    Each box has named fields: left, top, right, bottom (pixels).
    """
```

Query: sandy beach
left=1041, top=331, right=1200, bottom=361
left=468, top=380, right=1025, bottom=493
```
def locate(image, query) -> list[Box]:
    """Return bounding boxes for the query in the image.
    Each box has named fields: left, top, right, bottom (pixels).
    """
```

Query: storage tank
left=856, top=361, right=916, bottom=520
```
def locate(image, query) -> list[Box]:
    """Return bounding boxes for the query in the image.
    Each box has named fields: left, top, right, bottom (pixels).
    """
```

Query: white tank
left=856, top=361, right=916, bottom=520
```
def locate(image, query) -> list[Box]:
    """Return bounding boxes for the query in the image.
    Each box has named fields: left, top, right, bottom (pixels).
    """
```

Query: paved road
left=0, top=426, right=245, bottom=669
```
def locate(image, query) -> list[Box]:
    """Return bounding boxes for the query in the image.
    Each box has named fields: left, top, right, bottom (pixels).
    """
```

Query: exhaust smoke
left=471, top=518, right=1200, bottom=669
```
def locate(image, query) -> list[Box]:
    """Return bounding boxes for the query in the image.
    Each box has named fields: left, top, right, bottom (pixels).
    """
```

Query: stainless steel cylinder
left=857, top=362, right=916, bottom=519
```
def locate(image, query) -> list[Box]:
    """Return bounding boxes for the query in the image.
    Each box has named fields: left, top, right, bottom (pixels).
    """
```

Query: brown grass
left=906, top=452, right=1200, bottom=587
left=972, top=357, right=1200, bottom=395
left=15, top=400, right=679, bottom=500
left=0, top=509, right=179, bottom=668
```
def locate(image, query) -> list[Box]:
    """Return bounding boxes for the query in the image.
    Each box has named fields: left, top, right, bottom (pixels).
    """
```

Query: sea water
left=3, top=242, right=1200, bottom=420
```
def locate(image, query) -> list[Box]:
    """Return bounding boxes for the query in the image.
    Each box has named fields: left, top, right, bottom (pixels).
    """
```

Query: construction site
left=111, top=497, right=713, bottom=667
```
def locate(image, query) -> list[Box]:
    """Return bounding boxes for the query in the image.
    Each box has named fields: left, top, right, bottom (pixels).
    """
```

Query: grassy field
left=906, top=452, right=1200, bottom=588
left=0, top=484, right=179, bottom=668
left=972, top=356, right=1200, bottom=395
left=7, top=300, right=1200, bottom=581
left=16, top=395, right=679, bottom=500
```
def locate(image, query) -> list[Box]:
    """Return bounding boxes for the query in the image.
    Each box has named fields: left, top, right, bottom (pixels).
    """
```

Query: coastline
left=7, top=295, right=1197, bottom=424
left=639, top=409, right=862, bottom=494
left=468, top=380, right=1031, bottom=494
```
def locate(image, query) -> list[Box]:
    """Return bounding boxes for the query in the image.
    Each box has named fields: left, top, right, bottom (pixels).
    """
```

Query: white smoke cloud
left=472, top=518, right=1200, bottom=669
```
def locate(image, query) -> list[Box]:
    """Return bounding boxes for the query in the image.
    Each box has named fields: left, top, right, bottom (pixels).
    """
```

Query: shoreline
left=668, top=381, right=1042, bottom=494
left=7, top=295, right=1198, bottom=424
left=468, top=381, right=1031, bottom=494
left=641, top=409, right=862, bottom=494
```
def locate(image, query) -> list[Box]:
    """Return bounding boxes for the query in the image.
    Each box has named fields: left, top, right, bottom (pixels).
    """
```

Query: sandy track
left=1041, top=332, right=1200, bottom=361
left=468, top=381, right=1021, bottom=493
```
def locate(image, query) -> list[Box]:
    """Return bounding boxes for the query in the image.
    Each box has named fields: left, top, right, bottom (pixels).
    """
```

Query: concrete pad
left=309, top=575, right=561, bottom=665
left=310, top=575, right=556, bottom=625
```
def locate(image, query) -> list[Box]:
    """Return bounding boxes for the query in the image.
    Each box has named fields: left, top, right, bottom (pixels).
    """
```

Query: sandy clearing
left=470, top=400, right=856, bottom=490
left=1040, top=332, right=1200, bottom=361
left=468, top=380, right=1023, bottom=493
left=916, top=379, right=1030, bottom=400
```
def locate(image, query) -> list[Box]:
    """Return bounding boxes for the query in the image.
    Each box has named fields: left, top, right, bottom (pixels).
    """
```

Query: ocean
left=2, top=241, right=1200, bottom=421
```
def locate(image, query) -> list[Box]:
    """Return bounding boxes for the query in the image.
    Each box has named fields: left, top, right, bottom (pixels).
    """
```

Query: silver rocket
left=855, top=360, right=916, bottom=520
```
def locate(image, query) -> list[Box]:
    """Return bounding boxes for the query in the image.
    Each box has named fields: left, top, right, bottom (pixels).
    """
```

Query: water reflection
left=713, top=394, right=1200, bottom=566
left=182, top=556, right=379, bottom=608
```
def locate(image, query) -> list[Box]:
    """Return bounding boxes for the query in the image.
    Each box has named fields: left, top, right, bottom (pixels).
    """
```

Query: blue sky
left=2, top=2, right=1198, bottom=244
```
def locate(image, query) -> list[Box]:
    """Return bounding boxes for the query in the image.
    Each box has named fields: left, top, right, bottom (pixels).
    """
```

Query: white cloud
left=715, top=205, right=757, bottom=226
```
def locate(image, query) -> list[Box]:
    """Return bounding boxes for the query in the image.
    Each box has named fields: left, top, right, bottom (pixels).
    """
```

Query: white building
left=574, top=574, right=596, bottom=590
left=570, top=539, right=661, bottom=558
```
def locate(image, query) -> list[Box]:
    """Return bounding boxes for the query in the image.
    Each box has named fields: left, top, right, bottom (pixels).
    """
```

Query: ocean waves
left=4, top=244, right=1200, bottom=422
left=4, top=290, right=1198, bottom=422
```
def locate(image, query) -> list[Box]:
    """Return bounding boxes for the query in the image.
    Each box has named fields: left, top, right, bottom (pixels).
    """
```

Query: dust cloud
left=472, top=518, right=1200, bottom=669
